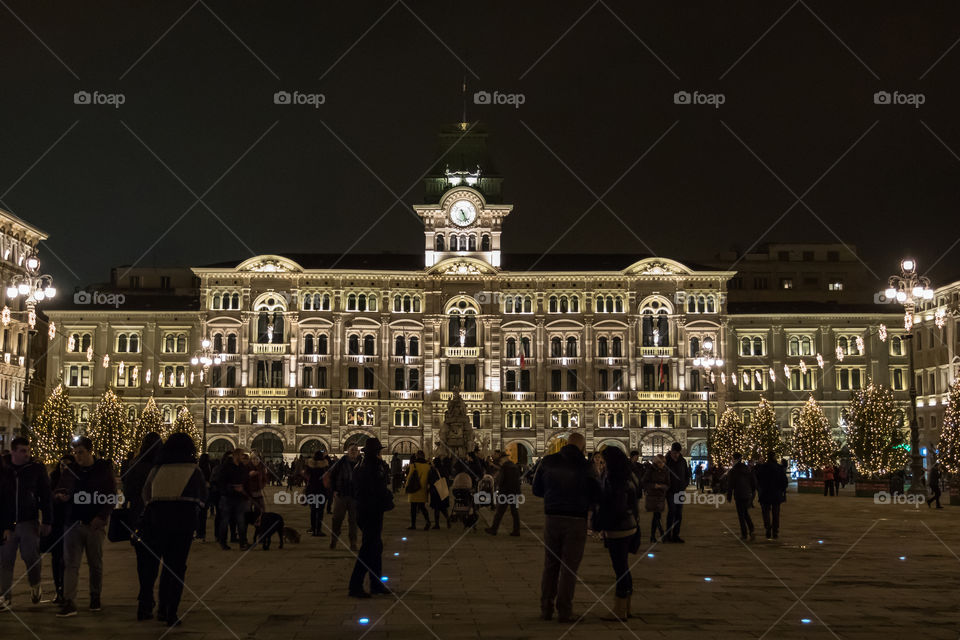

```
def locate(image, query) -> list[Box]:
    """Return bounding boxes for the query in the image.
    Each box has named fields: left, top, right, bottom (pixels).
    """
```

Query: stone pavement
left=2, top=484, right=959, bottom=640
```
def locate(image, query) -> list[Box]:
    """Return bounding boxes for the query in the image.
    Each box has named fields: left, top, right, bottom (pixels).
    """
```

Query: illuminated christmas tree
left=846, top=382, right=909, bottom=479
left=747, top=396, right=785, bottom=461
left=168, top=405, right=202, bottom=451
left=712, top=408, right=747, bottom=468
left=30, top=383, right=76, bottom=464
left=132, top=396, right=163, bottom=450
left=87, top=388, right=132, bottom=466
left=936, top=378, right=960, bottom=475
left=792, top=395, right=836, bottom=472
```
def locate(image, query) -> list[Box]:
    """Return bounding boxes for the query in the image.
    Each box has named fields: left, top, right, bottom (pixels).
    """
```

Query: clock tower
left=415, top=122, right=512, bottom=268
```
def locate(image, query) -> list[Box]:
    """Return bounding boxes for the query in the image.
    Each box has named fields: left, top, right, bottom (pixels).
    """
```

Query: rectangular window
left=348, top=367, right=359, bottom=389
left=612, top=369, right=623, bottom=390
left=550, top=369, right=561, bottom=392
left=780, top=278, right=794, bottom=290
left=566, top=369, right=578, bottom=392
left=778, top=251, right=790, bottom=261
left=160, top=276, right=171, bottom=289
left=828, top=281, right=844, bottom=291
left=753, top=277, right=768, bottom=289
left=827, top=251, right=839, bottom=262
left=448, top=364, right=462, bottom=391
left=464, top=364, right=477, bottom=392
left=520, top=370, right=530, bottom=391
left=802, top=251, right=814, bottom=261
left=598, top=369, right=608, bottom=391
left=363, top=367, right=375, bottom=389
left=892, top=369, right=904, bottom=391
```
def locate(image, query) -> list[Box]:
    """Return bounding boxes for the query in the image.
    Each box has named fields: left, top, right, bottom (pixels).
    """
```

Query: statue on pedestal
left=436, top=388, right=474, bottom=460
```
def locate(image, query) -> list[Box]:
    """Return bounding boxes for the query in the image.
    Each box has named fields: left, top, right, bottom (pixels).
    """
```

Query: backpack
left=405, top=466, right=422, bottom=494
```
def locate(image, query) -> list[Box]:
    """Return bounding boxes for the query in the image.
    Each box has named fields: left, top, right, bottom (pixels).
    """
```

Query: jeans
left=540, top=515, right=587, bottom=616
left=409, top=503, right=430, bottom=527
left=761, top=502, right=781, bottom=536
left=217, top=497, right=249, bottom=545
left=489, top=503, right=519, bottom=534
left=735, top=499, right=754, bottom=537
left=649, top=512, right=664, bottom=541
left=605, top=536, right=633, bottom=597
left=63, top=522, right=104, bottom=603
left=331, top=496, right=358, bottom=544
left=348, top=515, right=383, bottom=594
left=310, top=503, right=325, bottom=535
left=1, top=521, right=42, bottom=597
left=136, top=527, right=193, bottom=618
left=665, top=491, right=684, bottom=539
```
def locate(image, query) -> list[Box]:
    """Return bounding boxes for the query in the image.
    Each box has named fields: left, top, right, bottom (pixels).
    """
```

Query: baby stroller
left=451, top=488, right=479, bottom=530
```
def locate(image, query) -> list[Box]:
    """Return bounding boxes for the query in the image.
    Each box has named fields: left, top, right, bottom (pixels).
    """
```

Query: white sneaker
left=31, top=585, right=42, bottom=604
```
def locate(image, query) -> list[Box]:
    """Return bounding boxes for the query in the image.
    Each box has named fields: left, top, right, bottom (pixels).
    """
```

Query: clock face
left=449, top=200, right=477, bottom=227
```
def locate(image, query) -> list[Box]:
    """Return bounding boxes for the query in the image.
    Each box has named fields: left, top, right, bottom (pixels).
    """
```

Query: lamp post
left=5, top=253, right=55, bottom=434
left=190, top=338, right=220, bottom=454
left=884, top=257, right=934, bottom=493
left=693, top=338, right=723, bottom=468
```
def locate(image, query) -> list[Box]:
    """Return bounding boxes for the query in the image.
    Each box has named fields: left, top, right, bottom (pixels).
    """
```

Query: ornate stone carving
left=245, top=259, right=289, bottom=273
left=640, top=261, right=676, bottom=275
left=436, top=389, right=474, bottom=459
left=442, top=262, right=483, bottom=276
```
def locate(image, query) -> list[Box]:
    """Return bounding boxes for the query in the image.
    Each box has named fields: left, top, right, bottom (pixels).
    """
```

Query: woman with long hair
left=137, top=433, right=208, bottom=626
left=595, top=446, right=640, bottom=621
left=126, top=431, right=163, bottom=618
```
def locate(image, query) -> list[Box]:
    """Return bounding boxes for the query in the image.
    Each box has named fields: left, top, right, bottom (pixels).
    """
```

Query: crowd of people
left=0, top=432, right=951, bottom=627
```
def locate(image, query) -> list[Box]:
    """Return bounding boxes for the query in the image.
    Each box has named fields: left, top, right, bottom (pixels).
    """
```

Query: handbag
left=434, top=477, right=450, bottom=501
left=107, top=507, right=135, bottom=543
left=405, top=467, right=422, bottom=494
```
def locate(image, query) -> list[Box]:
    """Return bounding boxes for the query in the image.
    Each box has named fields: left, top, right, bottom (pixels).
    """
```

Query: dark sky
left=2, top=1, right=960, bottom=291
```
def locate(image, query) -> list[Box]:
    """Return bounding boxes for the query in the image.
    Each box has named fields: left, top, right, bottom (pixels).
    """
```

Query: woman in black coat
left=642, top=455, right=669, bottom=543
left=595, top=447, right=640, bottom=621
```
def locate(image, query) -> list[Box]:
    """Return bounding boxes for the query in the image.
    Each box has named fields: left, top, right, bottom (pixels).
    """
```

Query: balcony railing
left=546, top=391, right=583, bottom=401
left=439, top=391, right=485, bottom=401
left=636, top=391, right=682, bottom=401
left=297, top=388, right=331, bottom=398
left=595, top=391, right=629, bottom=400
left=640, top=347, right=675, bottom=357
left=596, top=357, right=626, bottom=366
left=298, top=354, right=331, bottom=364
left=444, top=346, right=481, bottom=358
left=252, top=343, right=288, bottom=355
left=548, top=357, right=581, bottom=366
left=389, top=390, right=423, bottom=400
left=687, top=391, right=713, bottom=401
left=390, top=355, right=422, bottom=365
left=217, top=353, right=241, bottom=363
left=343, top=389, right=378, bottom=399
left=246, top=387, right=290, bottom=397
left=344, top=354, right=376, bottom=364
left=207, top=388, right=240, bottom=397
left=502, top=391, right=536, bottom=401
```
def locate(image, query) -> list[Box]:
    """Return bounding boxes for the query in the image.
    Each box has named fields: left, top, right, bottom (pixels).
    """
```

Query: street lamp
left=885, top=257, right=934, bottom=493
left=191, top=337, right=220, bottom=454
left=693, top=337, right=723, bottom=467
left=5, top=253, right=55, bottom=432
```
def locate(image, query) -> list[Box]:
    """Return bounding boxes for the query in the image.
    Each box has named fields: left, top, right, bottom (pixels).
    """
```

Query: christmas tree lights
left=936, top=378, right=960, bottom=475
left=168, top=405, right=202, bottom=450
left=132, top=395, right=163, bottom=451
left=846, top=382, right=909, bottom=478
left=87, top=388, right=132, bottom=466
left=747, top=396, right=786, bottom=461
left=30, top=384, right=76, bottom=463
left=711, top=408, right=747, bottom=468
left=792, top=395, right=836, bottom=472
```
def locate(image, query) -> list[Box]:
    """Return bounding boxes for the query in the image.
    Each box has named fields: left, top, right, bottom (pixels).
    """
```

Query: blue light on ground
left=818, top=540, right=823, bottom=544
left=401, top=537, right=407, bottom=541
left=704, top=577, right=712, bottom=582
left=899, top=556, right=906, bottom=561
left=359, top=618, right=370, bottom=625
left=394, top=552, right=399, bottom=556
left=647, top=553, right=654, bottom=558
left=380, top=576, right=389, bottom=582
left=801, top=619, right=811, bottom=624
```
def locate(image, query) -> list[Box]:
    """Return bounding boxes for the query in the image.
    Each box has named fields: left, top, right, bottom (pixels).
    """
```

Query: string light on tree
left=30, top=383, right=76, bottom=464
left=816, top=354, right=824, bottom=368
left=936, top=378, right=960, bottom=475
left=712, top=408, right=747, bottom=468
left=836, top=346, right=845, bottom=362
left=878, top=324, right=888, bottom=342
left=846, top=382, right=909, bottom=479
left=792, top=395, right=836, bottom=473
left=48, top=321, right=55, bottom=339
left=747, top=396, right=785, bottom=461
left=856, top=336, right=865, bottom=354
left=87, top=388, right=132, bottom=467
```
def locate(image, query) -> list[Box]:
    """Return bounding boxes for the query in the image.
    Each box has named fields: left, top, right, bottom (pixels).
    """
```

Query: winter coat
left=532, top=444, right=601, bottom=519
left=642, top=465, right=669, bottom=513
left=755, top=461, right=788, bottom=505
left=822, top=466, right=835, bottom=482
left=726, top=462, right=757, bottom=503
left=2, top=459, right=52, bottom=525
left=405, top=462, right=430, bottom=503
left=594, top=473, right=640, bottom=533
left=142, top=462, right=208, bottom=535
left=665, top=453, right=691, bottom=493
left=327, top=456, right=359, bottom=498
left=57, top=459, right=116, bottom=525
left=303, top=459, right=329, bottom=497
left=495, top=460, right=522, bottom=496
left=355, top=458, right=393, bottom=529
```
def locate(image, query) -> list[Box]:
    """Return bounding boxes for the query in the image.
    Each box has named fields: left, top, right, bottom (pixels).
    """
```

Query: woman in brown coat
left=642, top=455, right=669, bottom=543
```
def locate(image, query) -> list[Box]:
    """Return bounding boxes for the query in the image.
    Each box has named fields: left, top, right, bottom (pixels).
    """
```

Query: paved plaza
left=2, top=484, right=959, bottom=640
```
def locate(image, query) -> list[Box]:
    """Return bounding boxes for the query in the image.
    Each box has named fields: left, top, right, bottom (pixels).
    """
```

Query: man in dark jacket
left=927, top=463, right=944, bottom=509
left=0, top=437, right=52, bottom=609
left=485, top=453, right=522, bottom=536
left=348, top=438, right=393, bottom=598
left=532, top=432, right=601, bottom=623
left=328, top=444, right=360, bottom=551
left=755, top=452, right=788, bottom=539
left=726, top=453, right=757, bottom=541
left=664, top=442, right=692, bottom=543
left=215, top=448, right=249, bottom=550
left=54, top=437, right=116, bottom=617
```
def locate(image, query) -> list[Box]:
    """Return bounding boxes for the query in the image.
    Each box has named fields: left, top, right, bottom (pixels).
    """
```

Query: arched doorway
left=641, top=433, right=670, bottom=460
left=208, top=438, right=234, bottom=461
left=343, top=432, right=370, bottom=450
left=597, top=439, right=626, bottom=453
left=505, top=440, right=533, bottom=466
left=391, top=439, right=418, bottom=465
left=299, top=438, right=326, bottom=457
left=251, top=431, right=285, bottom=463
left=546, top=436, right=568, bottom=455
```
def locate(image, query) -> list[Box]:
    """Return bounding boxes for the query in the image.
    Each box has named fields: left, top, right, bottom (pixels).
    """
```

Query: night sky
left=2, top=1, right=960, bottom=291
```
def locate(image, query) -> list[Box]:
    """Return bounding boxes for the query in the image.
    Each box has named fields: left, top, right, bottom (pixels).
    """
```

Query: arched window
left=690, top=337, right=700, bottom=357
left=409, top=337, right=419, bottom=356
left=549, top=296, right=558, bottom=313
left=551, top=337, right=562, bottom=357
left=801, top=337, right=812, bottom=356
left=753, top=337, right=762, bottom=355
left=706, top=295, right=716, bottom=313
left=117, top=334, right=128, bottom=352
left=363, top=335, right=375, bottom=356
left=395, top=335, right=406, bottom=356
left=213, top=293, right=221, bottom=309
left=348, top=335, right=359, bottom=355
left=789, top=336, right=800, bottom=356
left=740, top=337, right=751, bottom=355
left=304, top=334, right=314, bottom=354
left=687, top=296, right=696, bottom=313
left=838, top=337, right=848, bottom=354
left=697, top=295, right=706, bottom=313
left=891, top=336, right=903, bottom=356
left=436, top=235, right=444, bottom=251
left=227, top=334, right=237, bottom=353
left=506, top=338, right=516, bottom=358
left=521, top=337, right=531, bottom=357
left=393, top=294, right=402, bottom=311
left=597, top=337, right=608, bottom=357
left=612, top=336, right=622, bottom=357
left=565, top=337, right=577, bottom=357
left=481, top=234, right=490, bottom=251
left=317, top=334, right=328, bottom=355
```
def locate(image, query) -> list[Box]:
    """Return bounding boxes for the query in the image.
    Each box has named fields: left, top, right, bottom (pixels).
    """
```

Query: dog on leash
left=244, top=511, right=298, bottom=549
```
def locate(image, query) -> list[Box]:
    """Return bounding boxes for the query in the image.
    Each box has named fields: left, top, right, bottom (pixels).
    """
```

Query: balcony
left=217, top=353, right=241, bottom=363
left=640, top=347, right=675, bottom=357
left=548, top=357, right=581, bottom=366
left=344, top=354, right=376, bottom=364
left=439, top=391, right=485, bottom=401
left=636, top=391, right=682, bottom=401
left=687, top=391, right=714, bottom=402
left=444, top=346, right=480, bottom=358
left=298, top=354, right=331, bottom=364
left=595, top=391, right=629, bottom=401
left=596, top=357, right=626, bottom=366
left=206, top=387, right=240, bottom=397
left=390, top=355, right=422, bottom=365
left=547, top=391, right=583, bottom=401
left=246, top=387, right=290, bottom=397
left=252, top=343, right=288, bottom=355
left=502, top=391, right=536, bottom=401
left=297, top=388, right=331, bottom=398
left=389, top=390, right=423, bottom=400
left=343, top=389, right=378, bottom=399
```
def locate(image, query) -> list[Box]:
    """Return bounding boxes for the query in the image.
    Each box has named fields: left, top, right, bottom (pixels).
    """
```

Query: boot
left=601, top=596, right=628, bottom=621
left=626, top=593, right=636, bottom=618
